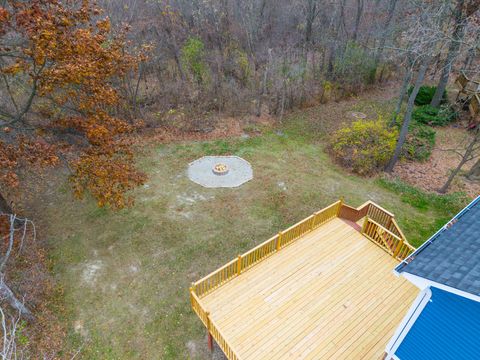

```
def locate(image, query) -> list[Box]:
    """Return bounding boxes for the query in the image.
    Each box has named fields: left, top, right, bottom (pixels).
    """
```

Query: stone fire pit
left=212, top=163, right=229, bottom=176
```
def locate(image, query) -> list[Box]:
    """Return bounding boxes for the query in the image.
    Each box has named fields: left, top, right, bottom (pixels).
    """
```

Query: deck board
left=200, top=218, right=418, bottom=359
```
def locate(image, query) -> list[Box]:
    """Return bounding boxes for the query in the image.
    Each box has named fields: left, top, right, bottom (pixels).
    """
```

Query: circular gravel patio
left=187, top=156, right=253, bottom=188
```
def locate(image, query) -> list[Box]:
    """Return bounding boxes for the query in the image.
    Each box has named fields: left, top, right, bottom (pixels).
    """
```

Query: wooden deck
left=191, top=200, right=417, bottom=359
left=198, top=218, right=418, bottom=359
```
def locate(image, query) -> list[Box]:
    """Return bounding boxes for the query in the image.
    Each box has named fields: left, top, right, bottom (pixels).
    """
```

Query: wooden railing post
left=361, top=216, right=369, bottom=234
left=237, top=255, right=242, bottom=275
left=393, top=241, right=403, bottom=259
left=276, top=232, right=283, bottom=251
left=337, top=197, right=344, bottom=216
left=386, top=216, right=393, bottom=231
left=313, top=211, right=320, bottom=228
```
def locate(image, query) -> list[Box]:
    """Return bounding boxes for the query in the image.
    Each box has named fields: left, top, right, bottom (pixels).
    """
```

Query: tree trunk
left=440, top=127, right=480, bottom=192
left=0, top=278, right=34, bottom=321
left=430, top=0, right=468, bottom=107
left=390, top=58, right=413, bottom=127
left=327, top=0, right=347, bottom=78
left=257, top=49, right=272, bottom=117
left=173, top=49, right=185, bottom=82
left=439, top=156, right=469, bottom=193
left=305, top=0, right=317, bottom=45
left=374, top=0, right=398, bottom=66
left=256, top=65, right=268, bottom=117
left=327, top=44, right=336, bottom=77
left=352, top=0, right=364, bottom=42
left=463, top=30, right=480, bottom=71
left=467, top=158, right=480, bottom=180
left=386, top=59, right=429, bottom=172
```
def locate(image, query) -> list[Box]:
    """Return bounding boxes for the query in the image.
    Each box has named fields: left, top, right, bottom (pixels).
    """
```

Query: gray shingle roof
left=397, top=197, right=480, bottom=297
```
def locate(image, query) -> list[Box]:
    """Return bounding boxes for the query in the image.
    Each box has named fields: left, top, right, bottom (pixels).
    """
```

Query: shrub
left=330, top=118, right=398, bottom=175
left=407, top=85, right=447, bottom=106
left=412, top=104, right=457, bottom=126
left=334, top=42, right=377, bottom=88
left=402, top=120, right=436, bottom=161
left=181, top=37, right=208, bottom=83
left=223, top=46, right=251, bottom=85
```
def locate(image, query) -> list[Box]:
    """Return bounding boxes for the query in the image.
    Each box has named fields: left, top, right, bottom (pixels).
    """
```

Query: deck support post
left=207, top=332, right=213, bottom=351
left=206, top=311, right=213, bottom=351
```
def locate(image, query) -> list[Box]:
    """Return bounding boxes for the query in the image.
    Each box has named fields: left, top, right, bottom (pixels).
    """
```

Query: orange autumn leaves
left=0, top=0, right=147, bottom=209
left=0, top=137, right=59, bottom=188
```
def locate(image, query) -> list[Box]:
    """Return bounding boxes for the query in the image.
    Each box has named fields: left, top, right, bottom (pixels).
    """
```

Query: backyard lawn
left=41, top=94, right=469, bottom=359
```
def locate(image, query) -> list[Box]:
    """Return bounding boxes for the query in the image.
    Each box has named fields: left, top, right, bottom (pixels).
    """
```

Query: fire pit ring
left=350, top=111, right=367, bottom=119
left=212, top=163, right=229, bottom=175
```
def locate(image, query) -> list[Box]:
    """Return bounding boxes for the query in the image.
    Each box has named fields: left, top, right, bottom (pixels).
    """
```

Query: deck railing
left=193, top=200, right=342, bottom=298
left=190, top=199, right=413, bottom=360
left=362, top=217, right=415, bottom=260
left=190, top=289, right=208, bottom=327
left=190, top=289, right=239, bottom=359
left=241, top=234, right=279, bottom=272
left=338, top=200, right=407, bottom=241
left=193, top=258, right=239, bottom=298
left=208, top=317, right=239, bottom=360
left=279, top=201, right=340, bottom=249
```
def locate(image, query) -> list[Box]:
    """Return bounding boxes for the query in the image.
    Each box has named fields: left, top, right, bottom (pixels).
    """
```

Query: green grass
left=376, top=178, right=468, bottom=246
left=42, top=98, right=471, bottom=359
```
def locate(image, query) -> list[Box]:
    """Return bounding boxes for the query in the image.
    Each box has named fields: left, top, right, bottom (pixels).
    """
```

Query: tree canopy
left=0, top=0, right=147, bottom=210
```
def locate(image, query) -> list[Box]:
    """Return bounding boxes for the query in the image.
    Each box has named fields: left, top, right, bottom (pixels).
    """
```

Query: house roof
left=394, top=287, right=480, bottom=360
left=396, top=196, right=480, bottom=297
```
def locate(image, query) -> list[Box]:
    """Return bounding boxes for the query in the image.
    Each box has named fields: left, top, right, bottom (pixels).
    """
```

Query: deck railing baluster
left=360, top=217, right=415, bottom=261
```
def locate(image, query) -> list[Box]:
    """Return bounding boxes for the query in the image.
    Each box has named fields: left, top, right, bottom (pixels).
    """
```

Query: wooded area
left=0, top=0, right=479, bottom=358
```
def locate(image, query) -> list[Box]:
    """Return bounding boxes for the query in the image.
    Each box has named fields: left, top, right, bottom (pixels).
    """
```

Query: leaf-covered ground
left=39, top=84, right=470, bottom=359
left=392, top=126, right=480, bottom=197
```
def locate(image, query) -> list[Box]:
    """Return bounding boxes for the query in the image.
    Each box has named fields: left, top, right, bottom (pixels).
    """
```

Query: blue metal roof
left=395, top=287, right=480, bottom=360
left=396, top=196, right=480, bottom=296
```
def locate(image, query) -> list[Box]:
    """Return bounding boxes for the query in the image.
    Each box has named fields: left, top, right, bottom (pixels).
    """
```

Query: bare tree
left=466, top=157, right=480, bottom=180
left=430, top=0, right=480, bottom=107
left=385, top=1, right=454, bottom=171
left=327, top=0, right=347, bottom=76
left=439, top=126, right=480, bottom=193
left=462, top=24, right=480, bottom=71
left=374, top=0, right=399, bottom=67
left=0, top=306, right=23, bottom=360
left=386, top=57, right=430, bottom=172
left=0, top=215, right=35, bottom=321
left=352, top=0, right=364, bottom=42
left=303, top=0, right=321, bottom=45
left=390, top=54, right=415, bottom=127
